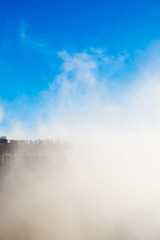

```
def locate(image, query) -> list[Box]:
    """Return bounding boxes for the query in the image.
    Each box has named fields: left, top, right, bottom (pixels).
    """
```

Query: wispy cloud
left=48, top=49, right=128, bottom=110
left=19, top=22, right=52, bottom=55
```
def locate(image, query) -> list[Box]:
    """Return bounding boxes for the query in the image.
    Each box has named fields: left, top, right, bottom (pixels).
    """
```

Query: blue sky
left=1, top=0, right=160, bottom=133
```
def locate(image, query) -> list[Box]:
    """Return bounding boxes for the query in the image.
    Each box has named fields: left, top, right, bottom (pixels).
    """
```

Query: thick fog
left=1, top=43, right=160, bottom=239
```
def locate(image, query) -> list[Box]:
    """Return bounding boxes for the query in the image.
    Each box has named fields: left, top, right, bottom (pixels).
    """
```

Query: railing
left=0, top=139, right=72, bottom=167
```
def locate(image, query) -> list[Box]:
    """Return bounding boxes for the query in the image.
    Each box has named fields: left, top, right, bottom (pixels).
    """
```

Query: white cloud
left=45, top=49, right=129, bottom=127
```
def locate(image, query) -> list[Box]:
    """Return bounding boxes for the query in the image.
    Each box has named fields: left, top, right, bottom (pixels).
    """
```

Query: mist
left=1, top=43, right=160, bottom=240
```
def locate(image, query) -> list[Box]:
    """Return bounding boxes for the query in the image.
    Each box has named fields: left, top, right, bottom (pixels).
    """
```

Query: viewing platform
left=0, top=136, right=71, bottom=167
